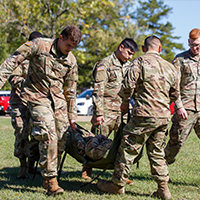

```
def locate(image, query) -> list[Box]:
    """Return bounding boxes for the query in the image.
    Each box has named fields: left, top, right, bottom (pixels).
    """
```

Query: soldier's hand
left=94, top=115, right=104, bottom=126
left=69, top=119, right=76, bottom=130
left=177, top=107, right=188, bottom=120
left=121, top=102, right=129, bottom=113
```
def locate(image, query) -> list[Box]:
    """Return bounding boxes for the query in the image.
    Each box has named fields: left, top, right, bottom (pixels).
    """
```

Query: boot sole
left=97, top=180, right=125, bottom=194
left=152, top=191, right=172, bottom=200
left=126, top=180, right=134, bottom=186
left=81, top=176, right=91, bottom=180
left=47, top=188, right=64, bottom=196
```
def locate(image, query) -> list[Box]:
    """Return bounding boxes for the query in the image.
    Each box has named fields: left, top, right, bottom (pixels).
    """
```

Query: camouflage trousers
left=28, top=102, right=69, bottom=177
left=112, top=116, right=169, bottom=186
left=11, top=104, right=39, bottom=161
left=165, top=110, right=200, bottom=165
left=91, top=110, right=121, bottom=137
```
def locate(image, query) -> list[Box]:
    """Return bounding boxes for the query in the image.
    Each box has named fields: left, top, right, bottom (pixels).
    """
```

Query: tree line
left=0, top=0, right=184, bottom=91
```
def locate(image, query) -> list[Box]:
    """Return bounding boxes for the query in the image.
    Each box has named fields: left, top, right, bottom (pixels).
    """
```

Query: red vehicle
left=0, top=91, right=11, bottom=115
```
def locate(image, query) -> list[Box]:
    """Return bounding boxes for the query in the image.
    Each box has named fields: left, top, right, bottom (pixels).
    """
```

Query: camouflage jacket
left=92, top=52, right=130, bottom=116
left=119, top=51, right=180, bottom=118
left=65, top=127, right=112, bottom=161
left=0, top=38, right=78, bottom=120
left=173, top=49, right=200, bottom=111
left=8, top=60, right=29, bottom=105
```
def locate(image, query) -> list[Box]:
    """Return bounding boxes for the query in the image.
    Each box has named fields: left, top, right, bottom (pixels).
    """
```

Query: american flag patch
left=172, top=58, right=177, bottom=64
left=97, top=66, right=104, bottom=71
left=25, top=41, right=32, bottom=46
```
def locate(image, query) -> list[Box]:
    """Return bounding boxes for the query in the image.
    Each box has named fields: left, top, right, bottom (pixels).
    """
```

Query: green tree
left=0, top=0, right=184, bottom=91
left=0, top=0, right=141, bottom=91
left=0, top=0, right=76, bottom=52
left=134, top=0, right=184, bottom=62
left=75, top=0, right=143, bottom=90
left=1, top=81, right=11, bottom=91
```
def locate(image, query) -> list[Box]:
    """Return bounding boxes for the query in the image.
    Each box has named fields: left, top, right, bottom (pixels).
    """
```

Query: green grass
left=0, top=117, right=200, bottom=199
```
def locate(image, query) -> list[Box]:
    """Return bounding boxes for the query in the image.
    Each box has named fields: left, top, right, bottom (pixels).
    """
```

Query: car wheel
left=87, top=105, right=93, bottom=116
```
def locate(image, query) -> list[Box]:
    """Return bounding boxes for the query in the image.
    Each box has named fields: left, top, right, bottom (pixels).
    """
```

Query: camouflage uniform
left=92, top=53, right=130, bottom=137
left=65, top=127, right=112, bottom=161
left=112, top=51, right=179, bottom=186
left=9, top=61, right=39, bottom=161
left=0, top=38, right=78, bottom=177
left=165, top=50, right=200, bottom=164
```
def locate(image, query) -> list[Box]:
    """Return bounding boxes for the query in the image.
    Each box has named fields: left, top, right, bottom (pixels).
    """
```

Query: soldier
left=82, top=38, right=138, bottom=182
left=9, top=31, right=43, bottom=178
left=97, top=36, right=179, bottom=200
left=0, top=25, right=82, bottom=196
left=165, top=28, right=200, bottom=167
left=65, top=126, right=112, bottom=161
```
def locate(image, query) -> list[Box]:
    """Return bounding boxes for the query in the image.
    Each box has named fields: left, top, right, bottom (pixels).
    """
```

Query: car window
left=77, top=90, right=93, bottom=98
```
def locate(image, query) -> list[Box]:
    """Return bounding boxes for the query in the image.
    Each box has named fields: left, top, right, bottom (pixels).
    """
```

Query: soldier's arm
left=8, top=65, right=25, bottom=89
left=170, top=58, right=188, bottom=119
left=63, top=63, right=78, bottom=121
left=118, top=58, right=141, bottom=104
left=172, top=57, right=183, bottom=109
left=169, top=63, right=180, bottom=104
left=0, top=42, right=32, bottom=89
left=92, top=64, right=107, bottom=116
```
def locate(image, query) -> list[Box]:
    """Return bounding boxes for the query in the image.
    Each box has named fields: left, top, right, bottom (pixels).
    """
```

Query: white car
left=76, top=89, right=93, bottom=116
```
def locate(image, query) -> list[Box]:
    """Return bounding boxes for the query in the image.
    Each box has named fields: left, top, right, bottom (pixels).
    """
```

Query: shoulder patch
left=172, top=58, right=177, bottom=64
left=25, top=41, right=32, bottom=46
left=97, top=66, right=104, bottom=71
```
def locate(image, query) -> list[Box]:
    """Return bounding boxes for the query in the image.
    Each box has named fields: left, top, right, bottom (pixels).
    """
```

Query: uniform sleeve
left=8, top=66, right=25, bottom=89
left=172, top=57, right=183, bottom=109
left=63, top=63, right=78, bottom=120
left=118, top=58, right=141, bottom=104
left=92, top=64, right=107, bottom=116
left=169, top=62, right=180, bottom=104
left=0, top=42, right=32, bottom=89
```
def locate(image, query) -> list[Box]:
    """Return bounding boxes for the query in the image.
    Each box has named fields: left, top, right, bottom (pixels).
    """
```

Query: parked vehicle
left=76, top=89, right=93, bottom=116
left=6, top=105, right=12, bottom=115
left=0, top=91, right=11, bottom=115
left=76, top=89, right=175, bottom=116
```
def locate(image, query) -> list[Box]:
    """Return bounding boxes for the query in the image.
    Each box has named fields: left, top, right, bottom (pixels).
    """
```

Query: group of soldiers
left=0, top=25, right=199, bottom=200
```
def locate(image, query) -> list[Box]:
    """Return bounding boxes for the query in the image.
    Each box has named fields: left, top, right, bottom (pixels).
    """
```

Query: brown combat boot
left=81, top=165, right=92, bottom=180
left=97, top=179, right=125, bottom=194
left=126, top=179, right=134, bottom=185
left=17, top=158, right=28, bottom=178
left=43, top=179, right=48, bottom=189
left=152, top=181, right=172, bottom=200
left=45, top=177, right=64, bottom=196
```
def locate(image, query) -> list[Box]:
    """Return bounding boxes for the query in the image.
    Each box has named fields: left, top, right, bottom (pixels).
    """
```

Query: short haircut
left=119, top=38, right=138, bottom=52
left=61, top=25, right=82, bottom=44
left=144, top=35, right=161, bottom=50
left=189, top=28, right=200, bottom=39
left=28, top=31, right=44, bottom=41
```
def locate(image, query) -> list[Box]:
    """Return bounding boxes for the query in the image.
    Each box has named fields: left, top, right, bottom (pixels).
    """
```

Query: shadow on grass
left=168, top=179, right=198, bottom=187
left=59, top=169, right=199, bottom=189
left=60, top=178, right=152, bottom=198
left=0, top=167, right=198, bottom=197
left=0, top=167, right=44, bottom=193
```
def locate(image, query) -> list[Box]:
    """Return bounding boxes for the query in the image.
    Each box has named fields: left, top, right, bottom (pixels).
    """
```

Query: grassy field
left=0, top=117, right=200, bottom=200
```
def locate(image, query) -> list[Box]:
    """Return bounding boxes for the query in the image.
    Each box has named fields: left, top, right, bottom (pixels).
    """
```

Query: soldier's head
left=142, top=35, right=161, bottom=53
left=57, top=25, right=82, bottom=55
left=188, top=28, right=200, bottom=55
left=115, top=38, right=138, bottom=63
left=28, top=31, right=44, bottom=41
